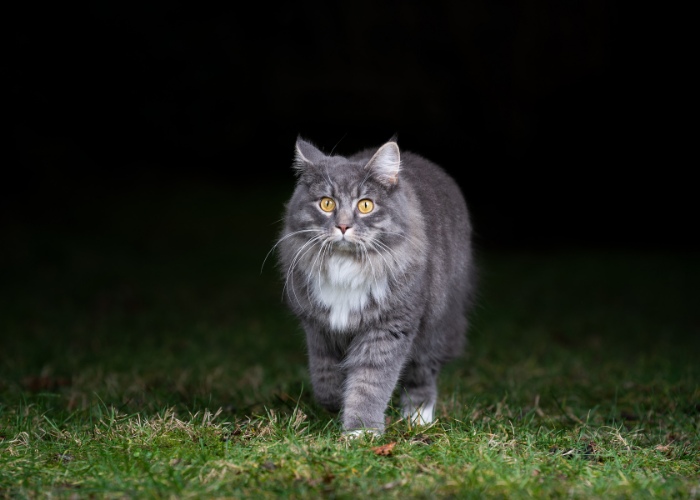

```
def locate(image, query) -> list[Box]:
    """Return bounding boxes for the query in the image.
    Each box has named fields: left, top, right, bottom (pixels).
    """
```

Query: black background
left=7, top=1, right=694, bottom=250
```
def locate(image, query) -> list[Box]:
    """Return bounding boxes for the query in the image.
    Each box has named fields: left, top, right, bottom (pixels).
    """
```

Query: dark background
left=7, top=1, right=694, bottom=250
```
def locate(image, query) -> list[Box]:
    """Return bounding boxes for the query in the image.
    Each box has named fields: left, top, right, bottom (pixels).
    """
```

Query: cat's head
left=285, top=137, right=408, bottom=255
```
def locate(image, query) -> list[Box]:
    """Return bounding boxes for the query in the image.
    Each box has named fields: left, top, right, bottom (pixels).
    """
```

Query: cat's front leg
left=341, top=329, right=413, bottom=434
left=305, top=324, right=345, bottom=413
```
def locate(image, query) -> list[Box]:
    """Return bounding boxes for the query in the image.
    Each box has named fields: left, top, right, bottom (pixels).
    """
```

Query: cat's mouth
left=331, top=236, right=361, bottom=253
left=333, top=238, right=356, bottom=248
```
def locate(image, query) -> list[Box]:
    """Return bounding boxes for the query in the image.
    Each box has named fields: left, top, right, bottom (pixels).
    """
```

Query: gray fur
left=277, top=137, right=475, bottom=433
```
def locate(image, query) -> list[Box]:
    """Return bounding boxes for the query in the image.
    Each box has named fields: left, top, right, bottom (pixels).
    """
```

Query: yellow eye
left=357, top=199, right=374, bottom=214
left=320, top=197, right=336, bottom=212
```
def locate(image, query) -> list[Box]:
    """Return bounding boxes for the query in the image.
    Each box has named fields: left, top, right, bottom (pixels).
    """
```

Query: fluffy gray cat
left=277, top=137, right=475, bottom=435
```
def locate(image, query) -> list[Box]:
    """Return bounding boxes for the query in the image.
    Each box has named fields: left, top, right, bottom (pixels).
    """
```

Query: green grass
left=1, top=182, right=698, bottom=498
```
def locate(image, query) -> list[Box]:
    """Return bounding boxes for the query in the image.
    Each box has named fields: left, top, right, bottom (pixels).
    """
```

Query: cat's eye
left=320, top=197, right=336, bottom=212
left=357, top=199, right=374, bottom=214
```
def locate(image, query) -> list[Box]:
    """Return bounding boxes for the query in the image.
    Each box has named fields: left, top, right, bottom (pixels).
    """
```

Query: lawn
left=1, top=181, right=698, bottom=498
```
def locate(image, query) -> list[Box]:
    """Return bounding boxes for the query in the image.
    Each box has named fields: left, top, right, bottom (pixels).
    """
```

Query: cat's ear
left=365, top=142, right=401, bottom=186
left=293, top=137, right=326, bottom=175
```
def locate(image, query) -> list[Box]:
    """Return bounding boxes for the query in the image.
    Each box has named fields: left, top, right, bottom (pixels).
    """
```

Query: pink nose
left=338, top=224, right=349, bottom=234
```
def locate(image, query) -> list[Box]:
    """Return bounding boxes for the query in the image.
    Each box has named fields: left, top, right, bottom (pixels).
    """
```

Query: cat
left=276, top=137, right=475, bottom=435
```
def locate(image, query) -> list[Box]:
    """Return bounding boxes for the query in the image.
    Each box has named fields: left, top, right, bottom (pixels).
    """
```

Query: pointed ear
left=365, top=141, right=401, bottom=186
left=293, top=137, right=326, bottom=175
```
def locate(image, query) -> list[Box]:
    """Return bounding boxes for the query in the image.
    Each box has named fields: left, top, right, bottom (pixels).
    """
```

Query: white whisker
left=360, top=241, right=379, bottom=289
left=378, top=230, right=424, bottom=250
left=283, top=234, right=326, bottom=309
left=366, top=239, right=407, bottom=284
left=358, top=167, right=373, bottom=191
left=309, top=236, right=333, bottom=294
left=261, top=229, right=323, bottom=274
left=329, top=133, right=347, bottom=156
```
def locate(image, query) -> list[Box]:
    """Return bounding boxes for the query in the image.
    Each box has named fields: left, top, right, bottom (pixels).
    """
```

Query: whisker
left=287, top=241, right=323, bottom=310
left=309, top=236, right=332, bottom=290
left=305, top=238, right=326, bottom=304
left=315, top=241, right=325, bottom=292
left=319, top=237, right=333, bottom=290
left=282, top=234, right=326, bottom=308
left=285, top=234, right=325, bottom=285
left=361, top=242, right=380, bottom=289
left=261, top=229, right=323, bottom=273
left=329, top=133, right=347, bottom=156
left=323, top=166, right=334, bottom=190
left=267, top=216, right=286, bottom=226
left=367, top=239, right=410, bottom=284
left=358, top=167, right=373, bottom=191
left=377, top=230, right=424, bottom=250
left=365, top=240, right=400, bottom=284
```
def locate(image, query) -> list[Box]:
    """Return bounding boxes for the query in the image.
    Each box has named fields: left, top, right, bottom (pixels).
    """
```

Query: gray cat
left=277, top=137, right=475, bottom=435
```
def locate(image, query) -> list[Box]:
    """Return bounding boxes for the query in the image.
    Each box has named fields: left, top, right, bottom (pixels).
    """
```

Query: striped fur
left=277, top=138, right=475, bottom=433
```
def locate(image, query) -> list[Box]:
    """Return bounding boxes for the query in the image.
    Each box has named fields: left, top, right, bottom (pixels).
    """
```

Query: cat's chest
left=310, top=254, right=388, bottom=331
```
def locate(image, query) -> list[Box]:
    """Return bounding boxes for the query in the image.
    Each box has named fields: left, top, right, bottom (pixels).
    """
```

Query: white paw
left=343, top=428, right=381, bottom=439
left=403, top=403, right=434, bottom=425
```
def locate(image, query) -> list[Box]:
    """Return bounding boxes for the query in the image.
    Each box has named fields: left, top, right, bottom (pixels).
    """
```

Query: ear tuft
left=293, top=137, right=326, bottom=176
left=292, top=147, right=307, bottom=176
left=365, top=142, right=401, bottom=186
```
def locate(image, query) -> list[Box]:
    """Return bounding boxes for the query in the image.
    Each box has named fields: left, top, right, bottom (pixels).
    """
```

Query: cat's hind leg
left=399, top=358, right=439, bottom=425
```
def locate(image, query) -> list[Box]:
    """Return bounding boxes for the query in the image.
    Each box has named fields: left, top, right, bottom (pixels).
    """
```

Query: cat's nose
left=337, top=224, right=349, bottom=234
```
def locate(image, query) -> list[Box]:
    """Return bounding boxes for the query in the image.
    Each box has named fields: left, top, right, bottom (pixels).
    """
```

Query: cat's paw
left=343, top=428, right=381, bottom=439
left=403, top=403, right=435, bottom=426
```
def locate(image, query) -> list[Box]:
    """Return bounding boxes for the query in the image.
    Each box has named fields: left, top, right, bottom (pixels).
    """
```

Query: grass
left=1, top=181, right=698, bottom=498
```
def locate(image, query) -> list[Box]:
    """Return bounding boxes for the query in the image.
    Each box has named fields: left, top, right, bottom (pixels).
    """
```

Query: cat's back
left=399, top=150, right=473, bottom=353
left=401, top=151, right=469, bottom=227
left=351, top=146, right=470, bottom=240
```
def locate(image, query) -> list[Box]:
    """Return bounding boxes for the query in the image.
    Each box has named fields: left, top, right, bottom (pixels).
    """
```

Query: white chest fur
left=310, top=253, right=388, bottom=331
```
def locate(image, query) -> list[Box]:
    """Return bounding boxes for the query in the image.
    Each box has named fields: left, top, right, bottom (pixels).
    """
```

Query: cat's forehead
left=324, top=156, right=363, bottom=175
left=307, top=159, right=377, bottom=195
